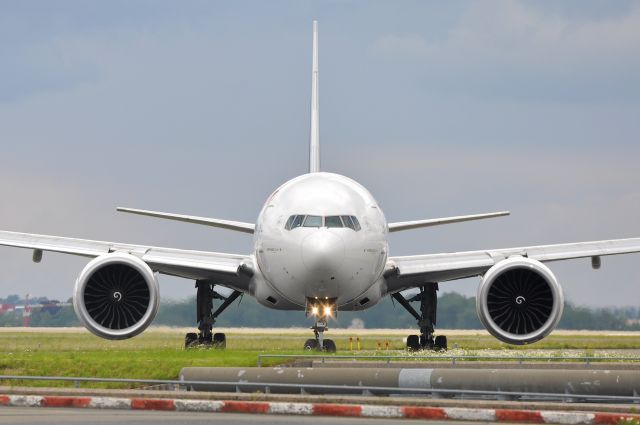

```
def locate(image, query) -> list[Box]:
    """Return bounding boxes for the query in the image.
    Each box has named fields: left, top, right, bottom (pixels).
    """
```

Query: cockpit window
left=284, top=215, right=296, bottom=230
left=292, top=215, right=305, bottom=229
left=340, top=215, right=354, bottom=230
left=285, top=214, right=360, bottom=231
left=285, top=215, right=305, bottom=230
left=325, top=216, right=343, bottom=228
left=302, top=215, right=322, bottom=227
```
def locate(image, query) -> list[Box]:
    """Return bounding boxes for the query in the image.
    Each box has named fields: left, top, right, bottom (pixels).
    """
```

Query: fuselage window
left=325, top=216, right=343, bottom=228
left=302, top=215, right=322, bottom=227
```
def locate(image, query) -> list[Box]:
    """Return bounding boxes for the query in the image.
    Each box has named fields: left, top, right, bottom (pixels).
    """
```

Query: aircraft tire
left=304, top=339, right=319, bottom=350
left=406, top=335, right=420, bottom=351
left=322, top=339, right=336, bottom=353
left=434, top=335, right=447, bottom=351
left=213, top=332, right=226, bottom=349
left=185, top=332, right=198, bottom=349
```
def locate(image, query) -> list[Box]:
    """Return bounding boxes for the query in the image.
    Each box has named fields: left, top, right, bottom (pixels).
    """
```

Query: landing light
left=324, top=306, right=332, bottom=317
left=311, top=306, right=319, bottom=316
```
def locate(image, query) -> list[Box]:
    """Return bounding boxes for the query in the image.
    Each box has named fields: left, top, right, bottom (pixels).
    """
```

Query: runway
left=0, top=407, right=464, bottom=425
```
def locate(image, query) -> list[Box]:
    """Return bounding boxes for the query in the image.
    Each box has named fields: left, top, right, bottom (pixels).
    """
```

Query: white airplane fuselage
left=252, top=172, right=389, bottom=311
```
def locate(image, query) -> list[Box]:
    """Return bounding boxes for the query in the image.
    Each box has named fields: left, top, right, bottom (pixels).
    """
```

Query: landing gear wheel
left=304, top=339, right=319, bottom=351
left=185, top=332, right=198, bottom=349
left=322, top=339, right=336, bottom=353
left=406, top=335, right=420, bottom=351
left=393, top=283, right=446, bottom=352
left=434, top=335, right=447, bottom=351
left=213, top=332, right=226, bottom=349
left=191, top=280, right=242, bottom=350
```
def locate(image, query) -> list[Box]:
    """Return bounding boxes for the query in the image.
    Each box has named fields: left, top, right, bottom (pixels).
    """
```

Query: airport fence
left=256, top=353, right=640, bottom=367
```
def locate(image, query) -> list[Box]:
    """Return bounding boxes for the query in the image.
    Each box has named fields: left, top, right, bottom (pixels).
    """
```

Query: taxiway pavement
left=0, top=407, right=467, bottom=425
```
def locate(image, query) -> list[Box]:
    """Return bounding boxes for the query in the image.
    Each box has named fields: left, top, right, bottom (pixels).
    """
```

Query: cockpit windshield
left=341, top=215, right=361, bottom=231
left=285, top=215, right=361, bottom=231
left=303, top=215, right=322, bottom=227
left=324, top=216, right=343, bottom=228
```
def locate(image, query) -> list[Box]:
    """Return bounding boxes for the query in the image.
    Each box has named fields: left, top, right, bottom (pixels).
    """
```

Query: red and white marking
left=1, top=394, right=638, bottom=424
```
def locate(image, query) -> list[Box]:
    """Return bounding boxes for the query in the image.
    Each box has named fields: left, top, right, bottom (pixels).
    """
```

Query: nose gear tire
left=304, top=339, right=319, bottom=350
left=322, top=339, right=336, bottom=353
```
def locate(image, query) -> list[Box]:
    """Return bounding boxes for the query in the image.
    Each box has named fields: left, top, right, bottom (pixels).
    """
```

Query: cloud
left=370, top=0, right=640, bottom=101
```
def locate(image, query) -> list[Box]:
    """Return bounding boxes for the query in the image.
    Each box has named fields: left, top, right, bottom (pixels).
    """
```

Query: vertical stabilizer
left=309, top=20, right=320, bottom=173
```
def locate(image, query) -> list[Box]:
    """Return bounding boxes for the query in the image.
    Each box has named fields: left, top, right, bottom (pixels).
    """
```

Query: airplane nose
left=302, top=231, right=345, bottom=274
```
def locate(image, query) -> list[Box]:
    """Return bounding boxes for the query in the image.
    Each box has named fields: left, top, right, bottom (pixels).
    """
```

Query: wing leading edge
left=385, top=237, right=640, bottom=294
left=0, top=230, right=252, bottom=292
left=117, top=207, right=255, bottom=234
left=388, top=211, right=510, bottom=232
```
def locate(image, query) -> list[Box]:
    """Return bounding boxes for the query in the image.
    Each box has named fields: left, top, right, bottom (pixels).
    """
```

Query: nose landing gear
left=392, top=282, right=447, bottom=351
left=304, top=298, right=337, bottom=352
left=304, top=319, right=336, bottom=352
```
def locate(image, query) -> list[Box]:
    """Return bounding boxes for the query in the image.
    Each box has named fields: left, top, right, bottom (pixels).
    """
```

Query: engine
left=73, top=253, right=160, bottom=340
left=476, top=256, right=563, bottom=345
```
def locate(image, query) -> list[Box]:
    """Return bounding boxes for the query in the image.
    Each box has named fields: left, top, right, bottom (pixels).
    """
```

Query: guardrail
left=0, top=374, right=638, bottom=403
left=256, top=354, right=640, bottom=367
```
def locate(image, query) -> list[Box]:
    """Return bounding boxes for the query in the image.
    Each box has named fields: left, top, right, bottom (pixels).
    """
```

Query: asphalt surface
left=0, top=407, right=478, bottom=425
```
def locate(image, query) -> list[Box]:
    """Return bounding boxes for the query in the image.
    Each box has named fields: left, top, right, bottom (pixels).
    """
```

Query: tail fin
left=309, top=20, right=320, bottom=173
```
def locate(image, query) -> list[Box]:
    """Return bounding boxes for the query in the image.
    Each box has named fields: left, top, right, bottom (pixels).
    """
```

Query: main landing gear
left=304, top=299, right=337, bottom=353
left=185, top=280, right=242, bottom=349
left=392, top=282, right=447, bottom=351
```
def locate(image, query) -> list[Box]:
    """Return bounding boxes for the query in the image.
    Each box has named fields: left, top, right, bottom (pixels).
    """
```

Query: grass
left=618, top=418, right=640, bottom=425
left=0, top=331, right=286, bottom=388
left=1, top=328, right=639, bottom=388
left=439, top=333, right=640, bottom=350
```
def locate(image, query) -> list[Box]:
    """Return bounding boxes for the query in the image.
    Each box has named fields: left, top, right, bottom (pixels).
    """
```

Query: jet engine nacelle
left=476, top=256, right=563, bottom=345
left=73, top=253, right=160, bottom=340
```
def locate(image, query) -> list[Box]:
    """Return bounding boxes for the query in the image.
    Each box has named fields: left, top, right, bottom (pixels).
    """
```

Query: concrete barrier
left=180, top=367, right=400, bottom=393
left=179, top=367, right=640, bottom=397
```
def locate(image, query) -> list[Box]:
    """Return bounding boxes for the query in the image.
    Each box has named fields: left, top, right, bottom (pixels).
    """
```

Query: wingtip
left=116, top=207, right=139, bottom=214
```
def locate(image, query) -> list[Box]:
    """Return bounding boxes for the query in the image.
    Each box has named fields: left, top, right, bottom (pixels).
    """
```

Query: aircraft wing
left=117, top=207, right=255, bottom=234
left=0, top=230, right=252, bottom=292
left=388, top=211, right=510, bottom=232
left=384, top=237, right=640, bottom=294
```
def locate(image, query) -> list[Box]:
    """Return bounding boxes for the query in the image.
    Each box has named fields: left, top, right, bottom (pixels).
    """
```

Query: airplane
left=0, top=294, right=69, bottom=327
left=1, top=21, right=639, bottom=352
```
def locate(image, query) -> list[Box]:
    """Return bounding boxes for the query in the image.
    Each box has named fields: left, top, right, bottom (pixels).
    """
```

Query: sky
left=0, top=0, right=639, bottom=309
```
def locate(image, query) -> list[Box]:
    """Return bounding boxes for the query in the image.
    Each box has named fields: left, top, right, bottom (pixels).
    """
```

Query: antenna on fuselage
left=309, top=20, right=320, bottom=173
